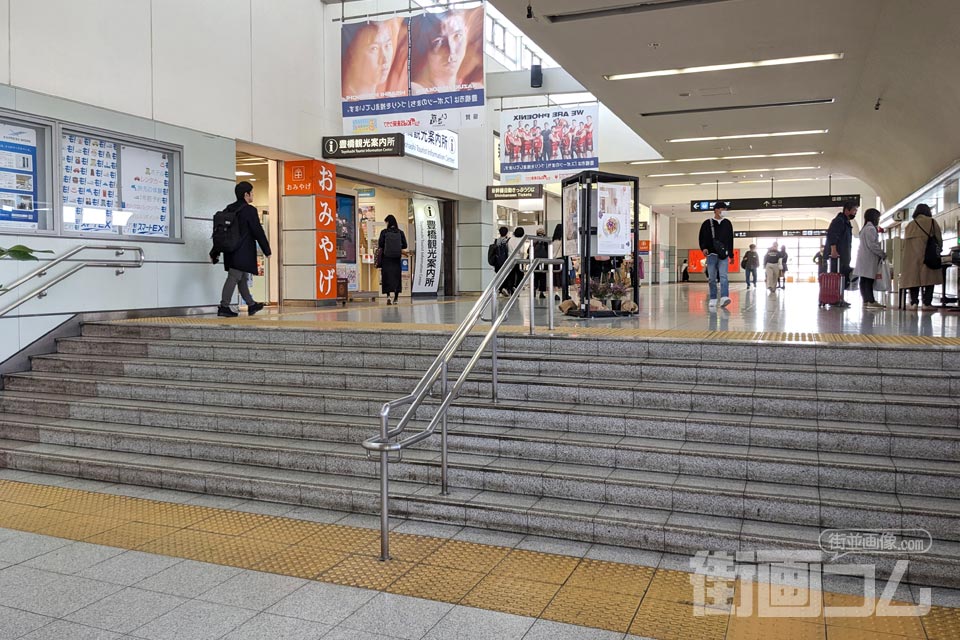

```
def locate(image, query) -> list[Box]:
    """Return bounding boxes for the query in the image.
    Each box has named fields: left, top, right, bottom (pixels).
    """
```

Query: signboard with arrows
left=690, top=194, right=860, bottom=213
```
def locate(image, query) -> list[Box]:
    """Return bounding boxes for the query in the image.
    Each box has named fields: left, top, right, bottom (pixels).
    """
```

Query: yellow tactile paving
left=491, top=548, right=580, bottom=584
left=630, top=596, right=730, bottom=640
left=542, top=585, right=642, bottom=633
left=1, top=477, right=958, bottom=638
left=461, top=573, right=561, bottom=618
left=387, top=564, right=485, bottom=604
left=253, top=545, right=347, bottom=579
left=118, top=315, right=960, bottom=347
left=565, top=557, right=654, bottom=596
left=319, top=553, right=415, bottom=591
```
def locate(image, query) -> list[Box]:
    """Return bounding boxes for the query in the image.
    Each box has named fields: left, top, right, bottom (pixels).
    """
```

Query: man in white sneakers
left=698, top=201, right=734, bottom=310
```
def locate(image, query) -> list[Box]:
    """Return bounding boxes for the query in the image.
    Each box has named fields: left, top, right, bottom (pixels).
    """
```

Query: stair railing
left=0, top=245, right=146, bottom=318
left=362, top=235, right=561, bottom=560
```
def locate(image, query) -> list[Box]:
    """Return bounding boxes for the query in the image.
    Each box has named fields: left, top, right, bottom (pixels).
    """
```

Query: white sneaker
left=708, top=299, right=718, bottom=310
left=720, top=296, right=732, bottom=308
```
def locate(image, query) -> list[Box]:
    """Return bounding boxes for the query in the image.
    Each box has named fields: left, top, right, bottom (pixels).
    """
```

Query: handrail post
left=547, top=244, right=556, bottom=330
left=490, top=292, right=499, bottom=402
left=440, top=360, right=449, bottom=496
left=529, top=257, right=536, bottom=336
left=378, top=410, right=390, bottom=561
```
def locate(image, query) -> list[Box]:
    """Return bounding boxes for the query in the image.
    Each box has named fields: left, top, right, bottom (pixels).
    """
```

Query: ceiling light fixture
left=605, top=53, right=843, bottom=81
left=235, top=171, right=254, bottom=177
left=668, top=130, right=828, bottom=143
left=648, top=165, right=821, bottom=177
left=631, top=151, right=823, bottom=165
left=640, top=98, right=836, bottom=117
left=545, top=0, right=738, bottom=24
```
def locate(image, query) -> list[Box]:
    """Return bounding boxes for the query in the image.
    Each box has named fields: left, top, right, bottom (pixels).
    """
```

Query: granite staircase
left=1, top=321, right=958, bottom=586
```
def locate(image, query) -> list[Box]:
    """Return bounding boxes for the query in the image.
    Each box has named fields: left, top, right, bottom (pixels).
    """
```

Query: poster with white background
left=597, top=184, right=632, bottom=256
left=120, top=146, right=170, bottom=237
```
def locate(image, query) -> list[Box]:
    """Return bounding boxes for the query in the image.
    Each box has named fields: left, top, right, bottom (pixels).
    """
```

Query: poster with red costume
left=500, top=104, right=599, bottom=184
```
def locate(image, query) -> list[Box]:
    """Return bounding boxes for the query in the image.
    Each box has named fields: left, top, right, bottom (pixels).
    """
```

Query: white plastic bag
left=874, top=261, right=891, bottom=292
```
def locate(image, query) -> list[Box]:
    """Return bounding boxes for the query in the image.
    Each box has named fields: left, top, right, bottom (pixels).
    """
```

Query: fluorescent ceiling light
left=631, top=151, right=823, bottom=165
left=668, top=130, right=828, bottom=143
left=648, top=166, right=821, bottom=177
left=235, top=171, right=254, bottom=177
left=605, top=53, right=843, bottom=81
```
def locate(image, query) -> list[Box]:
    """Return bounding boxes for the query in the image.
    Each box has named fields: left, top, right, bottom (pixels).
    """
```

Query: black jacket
left=698, top=217, right=734, bottom=258
left=210, top=201, right=271, bottom=274
left=825, top=212, right=853, bottom=262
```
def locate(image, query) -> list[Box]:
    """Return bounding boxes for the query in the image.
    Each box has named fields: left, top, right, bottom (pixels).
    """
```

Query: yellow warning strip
left=0, top=478, right=954, bottom=638
left=119, top=315, right=960, bottom=347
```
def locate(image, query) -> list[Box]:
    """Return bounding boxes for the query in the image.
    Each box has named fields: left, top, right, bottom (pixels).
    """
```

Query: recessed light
left=668, top=130, right=828, bottom=143
left=605, top=53, right=843, bottom=81
left=235, top=171, right=254, bottom=177
left=631, top=152, right=823, bottom=165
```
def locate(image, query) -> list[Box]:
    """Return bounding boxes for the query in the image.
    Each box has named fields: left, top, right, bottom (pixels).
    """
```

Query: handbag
left=374, top=247, right=383, bottom=268
left=709, top=219, right=728, bottom=259
left=874, top=261, right=891, bottom=292
left=919, top=222, right=942, bottom=270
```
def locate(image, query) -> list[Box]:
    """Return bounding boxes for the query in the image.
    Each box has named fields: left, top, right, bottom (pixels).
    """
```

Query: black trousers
left=909, top=285, right=935, bottom=306
left=859, top=277, right=876, bottom=303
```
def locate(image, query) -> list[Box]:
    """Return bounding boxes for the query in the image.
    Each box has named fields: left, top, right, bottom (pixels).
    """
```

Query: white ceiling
left=488, top=0, right=960, bottom=210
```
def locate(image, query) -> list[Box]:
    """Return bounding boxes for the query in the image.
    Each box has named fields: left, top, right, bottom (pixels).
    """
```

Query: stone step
left=0, top=436, right=957, bottom=588
left=31, top=349, right=958, bottom=398
left=1, top=391, right=958, bottom=497
left=5, top=376, right=955, bottom=463
left=2, top=411, right=959, bottom=541
left=80, top=321, right=960, bottom=372
left=9, top=368, right=960, bottom=433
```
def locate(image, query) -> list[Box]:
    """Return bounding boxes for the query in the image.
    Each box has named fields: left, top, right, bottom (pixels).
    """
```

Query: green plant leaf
left=0, top=245, right=54, bottom=261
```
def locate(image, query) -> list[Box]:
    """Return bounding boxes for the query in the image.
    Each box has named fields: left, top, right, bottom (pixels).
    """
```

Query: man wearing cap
left=698, top=201, right=734, bottom=309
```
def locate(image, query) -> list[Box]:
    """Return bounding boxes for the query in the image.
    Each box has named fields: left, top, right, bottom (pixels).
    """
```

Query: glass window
left=60, top=129, right=181, bottom=241
left=0, top=116, right=54, bottom=233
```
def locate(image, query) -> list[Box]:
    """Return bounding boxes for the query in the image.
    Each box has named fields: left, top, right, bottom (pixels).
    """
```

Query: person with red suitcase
left=822, top=200, right=859, bottom=308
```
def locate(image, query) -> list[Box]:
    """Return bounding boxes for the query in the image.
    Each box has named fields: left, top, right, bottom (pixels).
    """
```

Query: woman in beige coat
left=900, top=203, right=943, bottom=309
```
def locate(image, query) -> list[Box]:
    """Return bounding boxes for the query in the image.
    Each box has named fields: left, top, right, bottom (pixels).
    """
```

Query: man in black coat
left=825, top=200, right=858, bottom=307
left=210, top=181, right=271, bottom=317
left=698, top=201, right=734, bottom=309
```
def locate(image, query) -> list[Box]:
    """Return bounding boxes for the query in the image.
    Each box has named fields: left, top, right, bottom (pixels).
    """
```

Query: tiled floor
left=0, top=469, right=957, bottom=640
left=165, top=282, right=960, bottom=343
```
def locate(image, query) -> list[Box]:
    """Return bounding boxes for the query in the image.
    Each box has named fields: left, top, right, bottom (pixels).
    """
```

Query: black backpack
left=487, top=239, right=508, bottom=267
left=383, top=229, right=403, bottom=258
left=920, top=222, right=942, bottom=270
left=212, top=207, right=243, bottom=253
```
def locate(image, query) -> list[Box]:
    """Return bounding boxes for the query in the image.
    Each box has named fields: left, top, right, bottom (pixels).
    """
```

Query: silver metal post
left=490, top=292, right=499, bottom=402
left=547, top=244, right=555, bottom=330
left=440, top=361, right=449, bottom=495
left=379, top=412, right=390, bottom=561
left=528, top=244, right=536, bottom=335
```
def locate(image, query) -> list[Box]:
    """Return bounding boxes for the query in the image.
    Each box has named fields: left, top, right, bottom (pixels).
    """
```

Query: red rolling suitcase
left=818, top=272, right=844, bottom=307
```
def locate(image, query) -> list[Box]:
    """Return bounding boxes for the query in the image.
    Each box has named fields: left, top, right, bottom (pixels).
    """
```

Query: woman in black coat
left=378, top=214, right=407, bottom=304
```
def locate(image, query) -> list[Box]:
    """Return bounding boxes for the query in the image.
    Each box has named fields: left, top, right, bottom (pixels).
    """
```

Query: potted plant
left=589, top=279, right=612, bottom=307
left=608, top=281, right=628, bottom=312
left=1, top=245, right=53, bottom=292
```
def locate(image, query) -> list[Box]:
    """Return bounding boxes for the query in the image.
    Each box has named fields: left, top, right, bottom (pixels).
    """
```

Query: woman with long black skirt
left=378, top=214, right=407, bottom=305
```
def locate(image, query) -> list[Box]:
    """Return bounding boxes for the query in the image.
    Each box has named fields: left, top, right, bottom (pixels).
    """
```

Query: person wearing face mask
left=697, top=201, right=734, bottom=310
left=825, top=200, right=859, bottom=308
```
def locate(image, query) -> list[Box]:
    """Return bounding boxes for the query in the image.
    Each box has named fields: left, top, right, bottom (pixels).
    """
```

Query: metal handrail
left=362, top=235, right=561, bottom=560
left=0, top=245, right=145, bottom=317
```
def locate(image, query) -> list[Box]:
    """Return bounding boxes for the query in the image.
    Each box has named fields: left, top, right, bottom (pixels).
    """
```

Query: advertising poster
left=337, top=263, right=359, bottom=292
left=596, top=184, right=631, bottom=256
left=687, top=248, right=741, bottom=274
left=61, top=133, right=119, bottom=234
left=120, top=146, right=170, bottom=237
left=341, top=5, right=485, bottom=134
left=500, top=103, right=599, bottom=184
left=0, top=123, right=39, bottom=229
left=410, top=198, right=442, bottom=294
left=336, top=194, right=358, bottom=291
left=562, top=183, right=580, bottom=257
